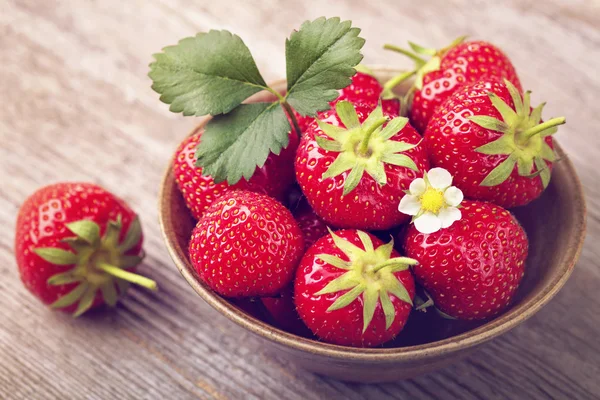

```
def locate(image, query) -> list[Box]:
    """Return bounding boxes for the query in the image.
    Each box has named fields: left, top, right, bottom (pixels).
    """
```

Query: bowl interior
left=158, top=69, right=586, bottom=360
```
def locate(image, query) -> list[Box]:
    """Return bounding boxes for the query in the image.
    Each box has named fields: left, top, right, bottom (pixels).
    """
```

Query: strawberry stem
left=383, top=70, right=417, bottom=95
left=520, top=117, right=566, bottom=141
left=383, top=44, right=426, bottom=65
left=97, top=262, right=158, bottom=291
left=282, top=101, right=303, bottom=140
left=358, top=117, right=387, bottom=156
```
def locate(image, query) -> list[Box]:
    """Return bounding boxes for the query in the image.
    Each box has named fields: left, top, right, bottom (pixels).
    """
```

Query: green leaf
left=149, top=31, right=267, bottom=116
left=384, top=274, right=413, bottom=306
left=379, top=117, right=409, bottom=140
left=362, top=288, right=379, bottom=333
left=535, top=157, right=552, bottom=188
left=408, top=41, right=437, bottom=56
left=50, top=282, right=89, bottom=309
left=315, top=136, right=342, bottom=152
left=504, top=79, right=524, bottom=116
left=327, top=284, right=366, bottom=311
left=34, top=248, right=78, bottom=266
left=317, top=254, right=351, bottom=270
left=529, top=102, right=545, bottom=125
left=335, top=101, right=360, bottom=129
left=66, top=220, right=100, bottom=244
left=475, top=135, right=514, bottom=155
left=517, top=157, right=534, bottom=176
left=540, top=142, right=557, bottom=162
left=382, top=140, right=418, bottom=154
left=381, top=153, right=418, bottom=171
left=329, top=229, right=364, bottom=260
left=73, top=287, right=97, bottom=317
left=101, top=282, right=118, bottom=307
left=480, top=154, right=517, bottom=186
left=379, top=291, right=395, bottom=330
left=322, top=152, right=356, bottom=179
left=375, top=239, right=394, bottom=259
left=468, top=116, right=510, bottom=133
left=342, top=163, right=365, bottom=196
left=119, top=216, right=143, bottom=254
left=356, top=231, right=374, bottom=253
left=365, top=160, right=387, bottom=186
left=488, top=92, right=518, bottom=125
left=47, top=272, right=82, bottom=286
left=196, top=102, right=290, bottom=184
left=286, top=17, right=365, bottom=116
left=414, top=57, right=441, bottom=90
left=316, top=119, right=346, bottom=141
left=316, top=272, right=361, bottom=296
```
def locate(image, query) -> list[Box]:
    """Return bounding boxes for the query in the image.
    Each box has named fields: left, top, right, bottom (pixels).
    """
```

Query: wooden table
left=1, top=1, right=598, bottom=398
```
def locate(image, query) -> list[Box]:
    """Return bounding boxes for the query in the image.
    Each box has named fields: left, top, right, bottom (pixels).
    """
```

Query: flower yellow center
left=420, top=188, right=445, bottom=214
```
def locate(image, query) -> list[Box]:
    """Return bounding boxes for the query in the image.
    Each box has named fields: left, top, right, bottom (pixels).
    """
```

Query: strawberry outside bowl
left=158, top=68, right=587, bottom=383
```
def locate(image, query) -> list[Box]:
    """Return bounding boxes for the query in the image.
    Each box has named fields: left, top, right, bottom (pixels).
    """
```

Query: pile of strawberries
left=13, top=32, right=564, bottom=348
left=174, top=39, right=564, bottom=347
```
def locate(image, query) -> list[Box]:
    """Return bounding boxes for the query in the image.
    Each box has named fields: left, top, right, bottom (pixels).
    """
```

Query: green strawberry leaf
left=196, top=103, right=290, bottom=184
left=149, top=30, right=267, bottom=116
left=285, top=17, right=365, bottom=116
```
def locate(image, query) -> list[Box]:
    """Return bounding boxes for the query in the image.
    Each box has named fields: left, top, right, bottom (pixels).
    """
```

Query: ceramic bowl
left=158, top=68, right=587, bottom=383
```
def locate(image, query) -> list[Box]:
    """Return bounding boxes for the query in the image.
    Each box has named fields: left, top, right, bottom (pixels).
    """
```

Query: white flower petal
left=398, top=195, right=421, bottom=216
left=443, top=186, right=464, bottom=207
left=427, top=168, right=453, bottom=189
left=439, top=207, right=462, bottom=228
left=414, top=212, right=442, bottom=234
left=409, top=178, right=426, bottom=196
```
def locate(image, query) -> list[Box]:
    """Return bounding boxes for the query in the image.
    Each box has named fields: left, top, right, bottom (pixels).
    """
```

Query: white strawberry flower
left=398, top=167, right=463, bottom=234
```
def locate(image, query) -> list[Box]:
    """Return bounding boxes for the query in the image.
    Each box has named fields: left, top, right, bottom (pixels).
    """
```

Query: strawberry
left=174, top=128, right=298, bottom=220
left=294, top=71, right=401, bottom=133
left=260, top=285, right=314, bottom=337
left=384, top=39, right=521, bottom=133
left=189, top=190, right=304, bottom=297
left=294, top=229, right=416, bottom=347
left=14, top=183, right=157, bottom=316
left=292, top=198, right=330, bottom=250
left=295, top=101, right=429, bottom=230
left=424, top=78, right=565, bottom=208
left=402, top=200, right=528, bottom=320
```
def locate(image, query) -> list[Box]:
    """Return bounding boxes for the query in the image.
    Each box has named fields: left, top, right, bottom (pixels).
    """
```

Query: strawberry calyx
left=414, top=290, right=456, bottom=320
left=468, top=79, right=566, bottom=188
left=381, top=36, right=468, bottom=104
left=315, top=101, right=419, bottom=195
left=315, top=229, right=416, bottom=333
left=34, top=216, right=157, bottom=317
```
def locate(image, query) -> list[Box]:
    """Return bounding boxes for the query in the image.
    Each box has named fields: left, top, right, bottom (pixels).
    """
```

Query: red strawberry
left=294, top=71, right=401, bottom=133
left=424, top=78, right=565, bottom=207
left=292, top=198, right=329, bottom=250
left=294, top=229, right=416, bottom=347
left=385, top=39, right=521, bottom=133
left=295, top=101, right=429, bottom=230
left=189, top=191, right=304, bottom=297
left=174, top=128, right=298, bottom=220
left=260, top=286, right=314, bottom=337
left=402, top=200, right=528, bottom=320
left=15, top=183, right=157, bottom=316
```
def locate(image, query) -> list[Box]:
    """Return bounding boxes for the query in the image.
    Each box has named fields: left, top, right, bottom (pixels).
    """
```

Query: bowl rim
left=158, top=68, right=587, bottom=362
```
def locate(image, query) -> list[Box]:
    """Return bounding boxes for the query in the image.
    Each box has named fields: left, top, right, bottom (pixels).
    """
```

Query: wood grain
left=0, top=0, right=598, bottom=398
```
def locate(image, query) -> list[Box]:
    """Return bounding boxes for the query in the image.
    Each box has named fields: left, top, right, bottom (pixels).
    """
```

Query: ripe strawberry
left=15, top=183, right=157, bottom=316
left=189, top=191, right=304, bottom=297
left=402, top=200, right=528, bottom=320
left=260, top=285, right=314, bottom=337
left=294, top=71, right=401, bottom=133
left=174, top=128, right=298, bottom=220
left=385, top=39, right=521, bottom=133
left=292, top=198, right=329, bottom=250
left=295, top=101, right=429, bottom=230
left=294, top=229, right=416, bottom=347
left=424, top=78, right=565, bottom=207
